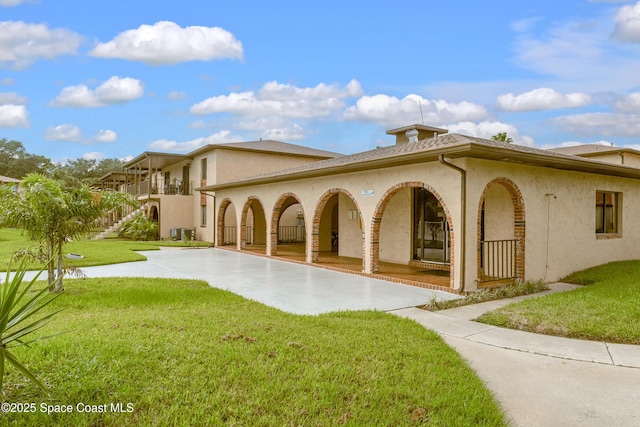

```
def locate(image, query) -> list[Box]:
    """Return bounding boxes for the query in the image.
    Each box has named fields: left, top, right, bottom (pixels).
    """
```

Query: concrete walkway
left=33, top=247, right=640, bottom=426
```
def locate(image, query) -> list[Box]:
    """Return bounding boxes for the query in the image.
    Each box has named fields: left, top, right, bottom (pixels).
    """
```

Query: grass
left=421, top=281, right=549, bottom=311
left=0, top=228, right=209, bottom=270
left=477, top=260, right=640, bottom=344
left=2, top=277, right=507, bottom=426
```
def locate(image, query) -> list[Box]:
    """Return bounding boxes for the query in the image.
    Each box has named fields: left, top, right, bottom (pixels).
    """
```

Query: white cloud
left=497, top=88, right=591, bottom=111
left=0, top=104, right=28, bottom=127
left=148, top=130, right=237, bottom=152
left=45, top=124, right=119, bottom=144
left=612, top=1, right=640, bottom=42
left=45, top=124, right=83, bottom=142
left=89, top=21, right=243, bottom=65
left=82, top=152, right=106, bottom=161
left=446, top=121, right=535, bottom=146
left=0, top=92, right=26, bottom=105
left=343, top=94, right=489, bottom=127
left=191, top=79, right=361, bottom=119
left=51, top=76, right=144, bottom=107
left=167, top=91, right=187, bottom=101
left=0, top=21, right=82, bottom=69
left=94, top=129, right=117, bottom=143
left=614, top=91, right=640, bottom=112
left=554, top=112, right=640, bottom=136
left=0, top=78, right=15, bottom=85
left=0, top=0, right=29, bottom=7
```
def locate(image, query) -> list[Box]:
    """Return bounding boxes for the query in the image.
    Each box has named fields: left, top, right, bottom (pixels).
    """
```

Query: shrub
left=118, top=213, right=159, bottom=241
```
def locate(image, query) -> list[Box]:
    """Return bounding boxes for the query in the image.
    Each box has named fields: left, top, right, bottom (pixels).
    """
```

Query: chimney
left=386, top=124, right=448, bottom=145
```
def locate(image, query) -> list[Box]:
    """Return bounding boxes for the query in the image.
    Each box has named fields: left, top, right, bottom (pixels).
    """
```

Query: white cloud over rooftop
left=343, top=94, right=489, bottom=127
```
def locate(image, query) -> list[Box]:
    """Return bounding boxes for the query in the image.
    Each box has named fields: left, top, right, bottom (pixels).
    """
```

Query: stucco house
left=100, top=140, right=340, bottom=241
left=103, top=125, right=640, bottom=294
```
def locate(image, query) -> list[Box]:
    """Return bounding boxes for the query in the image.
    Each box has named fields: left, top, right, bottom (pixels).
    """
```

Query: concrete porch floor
left=240, top=243, right=452, bottom=290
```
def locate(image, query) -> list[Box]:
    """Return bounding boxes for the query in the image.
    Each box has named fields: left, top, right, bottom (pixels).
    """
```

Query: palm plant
left=0, top=258, right=63, bottom=392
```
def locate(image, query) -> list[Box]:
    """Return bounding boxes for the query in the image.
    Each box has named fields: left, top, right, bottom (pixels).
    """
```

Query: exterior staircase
left=93, top=203, right=149, bottom=240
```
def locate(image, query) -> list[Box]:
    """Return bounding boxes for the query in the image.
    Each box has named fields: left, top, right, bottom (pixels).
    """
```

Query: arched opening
left=149, top=205, right=159, bottom=223
left=477, top=178, right=525, bottom=287
left=217, top=198, right=237, bottom=246
left=271, top=193, right=305, bottom=261
left=371, top=182, right=454, bottom=289
left=240, top=197, right=267, bottom=254
left=312, top=189, right=364, bottom=271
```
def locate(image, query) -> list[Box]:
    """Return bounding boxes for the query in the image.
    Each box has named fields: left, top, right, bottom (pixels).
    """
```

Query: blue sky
left=2, top=0, right=640, bottom=163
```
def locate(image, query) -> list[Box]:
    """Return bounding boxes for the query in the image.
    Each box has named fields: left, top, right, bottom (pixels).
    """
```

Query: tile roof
left=189, top=139, right=342, bottom=159
left=202, top=133, right=640, bottom=191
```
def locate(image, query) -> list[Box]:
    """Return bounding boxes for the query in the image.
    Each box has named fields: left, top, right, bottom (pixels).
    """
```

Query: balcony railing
left=278, top=226, right=306, bottom=243
left=479, top=239, right=518, bottom=283
left=222, top=226, right=237, bottom=245
left=126, top=179, right=193, bottom=197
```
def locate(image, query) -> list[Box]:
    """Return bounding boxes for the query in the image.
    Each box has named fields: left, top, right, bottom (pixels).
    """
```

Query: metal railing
left=222, top=226, right=237, bottom=245
left=479, top=239, right=518, bottom=282
left=126, top=179, right=193, bottom=197
left=278, top=226, right=306, bottom=243
left=244, top=226, right=253, bottom=244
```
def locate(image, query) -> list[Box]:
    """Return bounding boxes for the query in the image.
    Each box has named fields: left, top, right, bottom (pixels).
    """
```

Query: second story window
left=201, top=158, right=207, bottom=182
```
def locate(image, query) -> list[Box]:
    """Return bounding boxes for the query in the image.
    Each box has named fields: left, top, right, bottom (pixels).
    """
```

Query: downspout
left=438, top=155, right=466, bottom=293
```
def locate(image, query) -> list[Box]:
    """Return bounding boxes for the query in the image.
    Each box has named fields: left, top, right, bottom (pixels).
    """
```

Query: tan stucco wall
left=483, top=184, right=514, bottom=241
left=587, top=151, right=640, bottom=168
left=466, top=158, right=640, bottom=286
left=379, top=187, right=412, bottom=264
left=214, top=150, right=330, bottom=184
left=187, top=149, right=330, bottom=243
left=337, top=192, right=363, bottom=259
left=157, top=195, right=195, bottom=239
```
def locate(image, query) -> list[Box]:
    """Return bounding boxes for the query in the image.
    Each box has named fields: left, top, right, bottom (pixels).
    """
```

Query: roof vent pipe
left=405, top=128, right=419, bottom=143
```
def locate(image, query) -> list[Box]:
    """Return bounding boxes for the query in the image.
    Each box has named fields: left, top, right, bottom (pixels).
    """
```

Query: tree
left=0, top=174, right=135, bottom=291
left=0, top=138, right=52, bottom=179
left=50, top=157, right=126, bottom=189
left=492, top=132, right=513, bottom=144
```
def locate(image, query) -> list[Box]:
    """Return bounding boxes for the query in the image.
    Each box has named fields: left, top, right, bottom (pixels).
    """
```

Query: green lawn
left=477, top=260, right=640, bottom=344
left=0, top=228, right=209, bottom=270
left=2, top=277, right=507, bottom=426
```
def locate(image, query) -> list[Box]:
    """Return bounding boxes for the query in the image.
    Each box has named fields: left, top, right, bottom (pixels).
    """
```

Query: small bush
left=422, top=281, right=549, bottom=311
left=118, top=213, right=158, bottom=241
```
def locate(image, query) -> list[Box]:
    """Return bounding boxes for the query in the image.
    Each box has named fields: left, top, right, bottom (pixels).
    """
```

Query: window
left=201, top=204, right=207, bottom=227
left=201, top=158, right=207, bottom=181
left=595, top=191, right=620, bottom=234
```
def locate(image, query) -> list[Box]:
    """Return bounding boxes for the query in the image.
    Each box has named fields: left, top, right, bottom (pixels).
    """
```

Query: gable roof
left=549, top=144, right=640, bottom=158
left=201, top=133, right=640, bottom=191
left=187, top=139, right=342, bottom=159
left=125, top=140, right=342, bottom=171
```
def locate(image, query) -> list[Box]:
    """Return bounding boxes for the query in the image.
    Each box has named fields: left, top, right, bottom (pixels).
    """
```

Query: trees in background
left=0, top=138, right=52, bottom=179
left=0, top=137, right=125, bottom=188
left=0, top=174, right=135, bottom=291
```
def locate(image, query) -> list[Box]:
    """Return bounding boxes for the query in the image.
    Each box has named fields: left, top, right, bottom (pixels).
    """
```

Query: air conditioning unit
left=170, top=228, right=182, bottom=240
